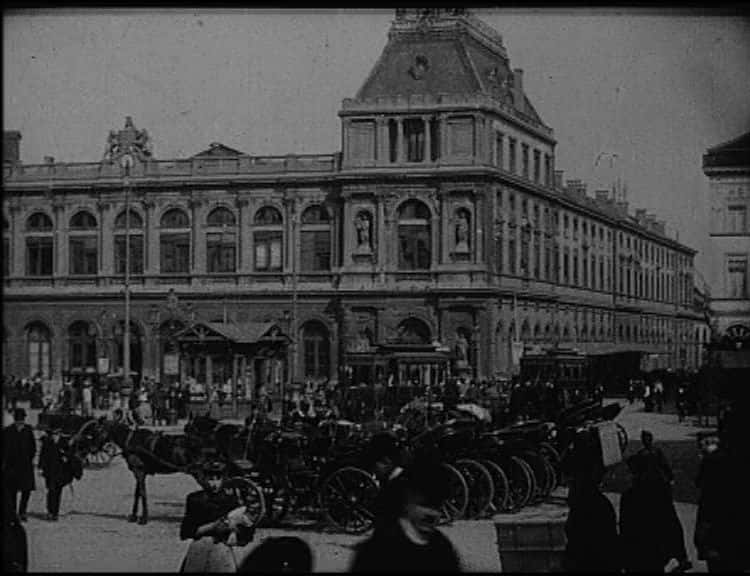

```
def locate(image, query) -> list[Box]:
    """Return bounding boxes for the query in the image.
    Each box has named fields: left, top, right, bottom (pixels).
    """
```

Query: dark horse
left=83, top=416, right=204, bottom=524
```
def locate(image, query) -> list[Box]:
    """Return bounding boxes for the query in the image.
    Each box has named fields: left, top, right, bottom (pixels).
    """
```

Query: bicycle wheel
left=454, top=458, right=494, bottom=519
left=479, top=458, right=509, bottom=514
left=519, top=450, right=547, bottom=503
left=501, top=455, right=534, bottom=511
left=540, top=454, right=557, bottom=498
left=320, top=466, right=379, bottom=534
left=439, top=462, right=468, bottom=525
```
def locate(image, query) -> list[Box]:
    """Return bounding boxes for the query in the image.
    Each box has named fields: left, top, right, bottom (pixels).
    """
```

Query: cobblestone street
left=11, top=399, right=710, bottom=572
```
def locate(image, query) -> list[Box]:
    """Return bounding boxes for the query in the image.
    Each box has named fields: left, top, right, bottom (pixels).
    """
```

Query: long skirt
left=179, top=538, right=238, bottom=573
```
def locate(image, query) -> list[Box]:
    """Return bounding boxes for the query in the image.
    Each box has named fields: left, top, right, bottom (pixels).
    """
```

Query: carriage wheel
left=261, top=478, right=291, bottom=526
left=501, top=456, right=534, bottom=511
left=538, top=442, right=561, bottom=472
left=616, top=423, right=628, bottom=453
left=226, top=477, right=267, bottom=528
left=479, top=458, right=509, bottom=514
left=320, top=466, right=379, bottom=534
left=454, top=459, right=494, bottom=519
left=439, top=462, right=469, bottom=525
left=519, top=451, right=548, bottom=503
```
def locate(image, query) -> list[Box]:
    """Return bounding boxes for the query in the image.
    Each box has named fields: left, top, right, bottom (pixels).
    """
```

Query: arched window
left=398, top=200, right=431, bottom=270
left=521, top=320, right=531, bottom=341
left=300, top=205, right=331, bottom=272
left=533, top=323, right=541, bottom=342
left=25, top=212, right=54, bottom=276
left=26, top=322, right=51, bottom=379
left=114, top=209, right=144, bottom=275
left=160, top=208, right=190, bottom=273
left=68, top=321, right=97, bottom=372
left=69, top=211, right=98, bottom=275
left=253, top=206, right=283, bottom=272
left=396, top=317, right=431, bottom=345
left=301, top=321, right=330, bottom=380
left=206, top=207, right=237, bottom=273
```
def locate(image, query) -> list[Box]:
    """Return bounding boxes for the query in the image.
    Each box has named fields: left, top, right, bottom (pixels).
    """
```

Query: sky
left=4, top=8, right=750, bottom=284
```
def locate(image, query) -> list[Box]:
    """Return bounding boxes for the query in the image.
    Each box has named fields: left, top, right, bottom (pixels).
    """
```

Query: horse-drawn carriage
left=37, top=411, right=119, bottom=467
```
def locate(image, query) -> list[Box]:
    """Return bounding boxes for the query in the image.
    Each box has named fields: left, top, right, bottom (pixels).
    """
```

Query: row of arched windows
left=8, top=198, right=447, bottom=277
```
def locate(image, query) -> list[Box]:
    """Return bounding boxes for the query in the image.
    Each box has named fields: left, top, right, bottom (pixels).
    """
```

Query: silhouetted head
left=202, top=460, right=227, bottom=493
left=238, top=537, right=313, bottom=573
left=641, top=430, right=654, bottom=449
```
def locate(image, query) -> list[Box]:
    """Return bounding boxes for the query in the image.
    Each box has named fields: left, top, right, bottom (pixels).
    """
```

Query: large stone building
left=2, top=9, right=700, bottom=399
left=703, top=131, right=750, bottom=344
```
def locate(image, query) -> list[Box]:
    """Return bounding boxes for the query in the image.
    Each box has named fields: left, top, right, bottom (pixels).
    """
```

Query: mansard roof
left=192, top=142, right=248, bottom=158
left=352, top=9, right=547, bottom=129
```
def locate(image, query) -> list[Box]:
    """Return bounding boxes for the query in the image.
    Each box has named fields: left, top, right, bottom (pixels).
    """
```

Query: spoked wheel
left=439, top=462, right=469, bottom=525
left=226, top=476, right=267, bottom=528
left=320, top=466, right=379, bottom=534
left=254, top=474, right=289, bottom=526
left=519, top=451, right=548, bottom=503
left=453, top=459, right=494, bottom=519
left=538, top=442, right=561, bottom=471
left=501, top=456, right=534, bottom=511
left=479, top=458, right=509, bottom=514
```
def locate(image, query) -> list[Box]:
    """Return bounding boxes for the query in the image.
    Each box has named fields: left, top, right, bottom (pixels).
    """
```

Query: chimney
left=635, top=208, right=647, bottom=223
left=595, top=189, right=610, bottom=203
left=3, top=131, right=21, bottom=165
left=655, top=220, right=666, bottom=235
left=513, top=68, right=524, bottom=93
left=44, top=156, right=55, bottom=164
left=565, top=179, right=587, bottom=202
left=615, top=200, right=629, bottom=216
left=553, top=170, right=564, bottom=189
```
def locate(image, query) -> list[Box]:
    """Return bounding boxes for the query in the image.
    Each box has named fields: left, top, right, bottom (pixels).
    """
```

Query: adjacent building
left=2, top=9, right=701, bottom=400
left=703, top=131, right=750, bottom=345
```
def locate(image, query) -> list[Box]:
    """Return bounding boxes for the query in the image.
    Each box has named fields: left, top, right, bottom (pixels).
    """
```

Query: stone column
left=189, top=199, right=204, bottom=276
left=375, top=116, right=387, bottom=165
left=423, top=116, right=431, bottom=163
left=377, top=196, right=386, bottom=278
left=9, top=205, right=23, bottom=277
left=96, top=200, right=108, bottom=276
left=98, top=201, right=113, bottom=277
left=53, top=201, right=67, bottom=278
left=343, top=200, right=353, bottom=267
left=235, top=197, right=249, bottom=273
left=397, top=118, right=405, bottom=163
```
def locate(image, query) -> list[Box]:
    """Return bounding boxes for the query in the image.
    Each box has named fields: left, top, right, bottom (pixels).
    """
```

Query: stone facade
left=2, top=9, right=701, bottom=392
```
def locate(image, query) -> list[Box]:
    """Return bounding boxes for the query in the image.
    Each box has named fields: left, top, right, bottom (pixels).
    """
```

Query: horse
left=75, top=416, right=203, bottom=524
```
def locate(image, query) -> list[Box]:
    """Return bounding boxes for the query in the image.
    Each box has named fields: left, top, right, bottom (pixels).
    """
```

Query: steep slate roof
left=354, top=10, right=547, bottom=129
left=704, top=130, right=750, bottom=169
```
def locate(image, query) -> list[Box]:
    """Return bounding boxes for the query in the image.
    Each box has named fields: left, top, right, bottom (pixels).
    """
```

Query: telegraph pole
left=121, top=153, right=134, bottom=391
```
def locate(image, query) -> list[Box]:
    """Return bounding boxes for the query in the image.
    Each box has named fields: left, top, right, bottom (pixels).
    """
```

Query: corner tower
left=339, top=8, right=555, bottom=173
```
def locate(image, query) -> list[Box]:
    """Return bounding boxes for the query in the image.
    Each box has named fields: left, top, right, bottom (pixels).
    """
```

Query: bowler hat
left=13, top=408, right=27, bottom=421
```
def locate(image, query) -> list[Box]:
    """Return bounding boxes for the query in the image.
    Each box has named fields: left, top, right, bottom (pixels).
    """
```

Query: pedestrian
left=3, top=483, right=28, bottom=573
left=694, top=406, right=749, bottom=572
left=38, top=427, right=83, bottom=521
left=562, top=428, right=620, bottom=573
left=634, top=430, right=692, bottom=572
left=643, top=382, right=653, bottom=412
left=654, top=379, right=664, bottom=413
left=627, top=379, right=635, bottom=405
left=350, top=455, right=461, bottom=573
left=236, top=536, right=313, bottom=573
left=179, top=460, right=256, bottom=572
left=81, top=379, right=93, bottom=417
left=676, top=383, right=687, bottom=423
left=2, top=408, right=37, bottom=522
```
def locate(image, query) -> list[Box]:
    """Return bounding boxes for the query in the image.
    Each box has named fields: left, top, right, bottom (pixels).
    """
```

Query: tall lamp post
left=121, top=153, right=134, bottom=391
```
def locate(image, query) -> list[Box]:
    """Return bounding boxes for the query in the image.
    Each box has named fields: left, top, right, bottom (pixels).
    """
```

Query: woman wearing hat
left=179, top=459, right=255, bottom=572
left=2, top=408, right=36, bottom=522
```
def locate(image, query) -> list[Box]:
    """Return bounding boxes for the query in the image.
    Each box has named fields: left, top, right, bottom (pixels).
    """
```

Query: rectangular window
left=544, top=154, right=552, bottom=187
left=533, top=237, right=540, bottom=279
left=207, top=233, right=236, bottom=273
left=301, top=230, right=331, bottom=272
left=254, top=231, right=283, bottom=272
left=70, top=236, right=98, bottom=275
left=389, top=119, right=398, bottom=163
left=114, top=235, right=144, bottom=275
left=522, top=144, right=529, bottom=179
left=728, top=257, right=747, bottom=298
left=349, top=120, right=376, bottom=162
left=727, top=205, right=747, bottom=233
left=582, top=252, right=588, bottom=287
left=4, top=237, right=10, bottom=277
left=430, top=118, right=441, bottom=161
left=508, top=138, right=517, bottom=174
left=573, top=249, right=579, bottom=285
left=533, top=149, right=541, bottom=182
left=398, top=225, right=431, bottom=270
left=494, top=132, right=503, bottom=167
left=26, top=237, right=53, bottom=276
left=404, top=118, right=425, bottom=162
left=160, top=233, right=190, bottom=274
left=508, top=236, right=516, bottom=275
left=563, top=249, right=570, bottom=284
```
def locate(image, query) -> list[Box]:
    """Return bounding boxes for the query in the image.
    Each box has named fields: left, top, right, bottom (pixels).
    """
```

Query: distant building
left=2, top=9, right=699, bottom=399
left=703, top=131, right=750, bottom=345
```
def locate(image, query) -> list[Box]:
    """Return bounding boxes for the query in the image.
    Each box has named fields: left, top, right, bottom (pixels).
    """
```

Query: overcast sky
left=4, top=9, right=750, bottom=283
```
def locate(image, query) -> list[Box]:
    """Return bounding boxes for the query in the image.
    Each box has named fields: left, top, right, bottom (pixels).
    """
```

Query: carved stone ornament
left=103, top=116, right=153, bottom=163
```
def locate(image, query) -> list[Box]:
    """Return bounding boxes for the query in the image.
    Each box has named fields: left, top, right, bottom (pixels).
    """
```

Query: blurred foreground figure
left=694, top=406, right=749, bottom=572
left=350, top=456, right=461, bottom=573
left=237, top=536, right=313, bottom=573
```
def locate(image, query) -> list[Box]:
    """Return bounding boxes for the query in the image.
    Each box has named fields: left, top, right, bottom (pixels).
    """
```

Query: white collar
left=398, top=517, right=429, bottom=546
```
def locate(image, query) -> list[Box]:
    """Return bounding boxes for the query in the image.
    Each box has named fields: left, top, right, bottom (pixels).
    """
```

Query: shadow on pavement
left=66, top=510, right=183, bottom=524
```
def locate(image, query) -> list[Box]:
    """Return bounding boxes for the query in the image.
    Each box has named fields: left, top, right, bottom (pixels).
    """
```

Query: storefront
left=174, top=320, right=290, bottom=419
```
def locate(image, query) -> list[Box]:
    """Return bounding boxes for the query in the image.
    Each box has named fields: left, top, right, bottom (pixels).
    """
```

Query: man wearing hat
left=179, top=459, right=255, bottom=572
left=2, top=408, right=37, bottom=521
left=38, top=426, right=74, bottom=521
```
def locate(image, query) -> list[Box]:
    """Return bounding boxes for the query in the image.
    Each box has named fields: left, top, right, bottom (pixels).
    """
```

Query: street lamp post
left=121, top=153, right=134, bottom=390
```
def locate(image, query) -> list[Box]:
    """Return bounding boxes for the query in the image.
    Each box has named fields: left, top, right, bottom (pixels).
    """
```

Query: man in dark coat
left=38, top=427, right=82, bottom=521
left=3, top=483, right=28, bottom=572
left=3, top=408, right=36, bottom=521
left=350, top=456, right=461, bottom=573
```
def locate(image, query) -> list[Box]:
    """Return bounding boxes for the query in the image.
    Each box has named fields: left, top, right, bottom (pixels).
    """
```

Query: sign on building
left=164, top=353, right=180, bottom=375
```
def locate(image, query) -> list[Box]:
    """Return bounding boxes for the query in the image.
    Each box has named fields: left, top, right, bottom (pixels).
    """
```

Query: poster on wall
left=97, top=357, right=109, bottom=375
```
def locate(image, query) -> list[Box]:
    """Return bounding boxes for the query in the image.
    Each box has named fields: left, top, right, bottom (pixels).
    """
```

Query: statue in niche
left=454, top=210, right=470, bottom=253
left=454, top=331, right=469, bottom=366
left=354, top=212, right=372, bottom=253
